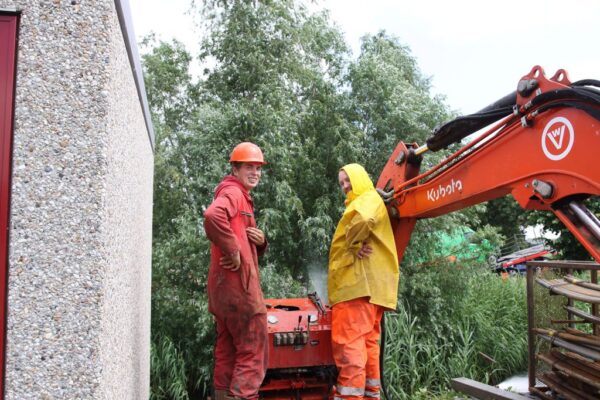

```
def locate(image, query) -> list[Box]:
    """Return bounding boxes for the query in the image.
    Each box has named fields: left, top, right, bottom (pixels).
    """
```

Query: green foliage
left=469, top=224, right=505, bottom=250
left=383, top=269, right=528, bottom=399
left=146, top=1, right=529, bottom=398
left=473, top=196, right=528, bottom=240
left=260, top=262, right=306, bottom=299
left=525, top=197, right=600, bottom=260
left=142, top=38, right=213, bottom=398
left=142, top=37, right=202, bottom=242
left=346, top=31, right=451, bottom=175
left=192, top=0, right=362, bottom=278
left=461, top=273, right=529, bottom=379
left=150, top=335, right=190, bottom=400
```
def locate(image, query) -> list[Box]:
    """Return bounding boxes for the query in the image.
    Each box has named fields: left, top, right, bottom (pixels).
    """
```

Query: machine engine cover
left=265, top=297, right=334, bottom=369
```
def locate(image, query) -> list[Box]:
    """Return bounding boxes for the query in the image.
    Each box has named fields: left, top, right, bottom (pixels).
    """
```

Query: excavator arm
left=376, top=66, right=600, bottom=264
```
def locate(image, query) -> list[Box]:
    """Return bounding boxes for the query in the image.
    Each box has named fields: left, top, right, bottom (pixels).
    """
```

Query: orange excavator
left=259, top=66, right=600, bottom=399
left=376, top=65, right=600, bottom=266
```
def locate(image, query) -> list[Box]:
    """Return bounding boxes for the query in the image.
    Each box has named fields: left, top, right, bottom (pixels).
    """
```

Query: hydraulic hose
left=533, top=100, right=600, bottom=122
left=425, top=83, right=600, bottom=152
left=424, top=90, right=517, bottom=152
left=571, top=79, right=600, bottom=89
left=523, top=87, right=600, bottom=111
left=425, top=106, right=515, bottom=152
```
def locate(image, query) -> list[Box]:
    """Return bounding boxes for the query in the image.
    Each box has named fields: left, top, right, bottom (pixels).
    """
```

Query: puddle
left=497, top=373, right=529, bottom=394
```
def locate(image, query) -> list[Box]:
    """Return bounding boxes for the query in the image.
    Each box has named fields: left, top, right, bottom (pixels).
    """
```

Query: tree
left=148, top=1, right=361, bottom=397
left=142, top=36, right=202, bottom=240
left=194, top=0, right=361, bottom=276
left=525, top=198, right=600, bottom=260
left=474, top=196, right=528, bottom=241
left=346, top=31, right=451, bottom=175
left=146, top=3, right=511, bottom=399
left=141, top=38, right=216, bottom=399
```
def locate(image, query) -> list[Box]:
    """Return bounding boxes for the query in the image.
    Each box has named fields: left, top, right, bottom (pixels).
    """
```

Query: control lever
left=308, top=291, right=326, bottom=315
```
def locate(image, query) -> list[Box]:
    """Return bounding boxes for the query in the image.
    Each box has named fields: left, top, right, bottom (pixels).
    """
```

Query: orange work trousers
left=213, top=312, right=268, bottom=400
left=331, top=297, right=384, bottom=399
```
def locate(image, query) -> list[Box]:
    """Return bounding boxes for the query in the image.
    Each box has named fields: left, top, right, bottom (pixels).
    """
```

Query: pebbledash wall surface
left=0, top=0, right=153, bottom=399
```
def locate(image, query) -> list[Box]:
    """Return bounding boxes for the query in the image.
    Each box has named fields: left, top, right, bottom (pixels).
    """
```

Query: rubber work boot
left=213, top=390, right=228, bottom=400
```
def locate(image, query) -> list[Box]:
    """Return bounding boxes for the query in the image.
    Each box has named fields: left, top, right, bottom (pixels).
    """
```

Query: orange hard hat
left=229, top=142, right=266, bottom=164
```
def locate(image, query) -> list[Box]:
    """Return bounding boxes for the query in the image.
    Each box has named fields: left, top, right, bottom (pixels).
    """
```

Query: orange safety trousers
left=331, top=297, right=384, bottom=400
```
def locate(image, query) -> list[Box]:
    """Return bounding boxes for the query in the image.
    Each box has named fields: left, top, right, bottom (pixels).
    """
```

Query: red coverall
left=204, top=176, right=268, bottom=400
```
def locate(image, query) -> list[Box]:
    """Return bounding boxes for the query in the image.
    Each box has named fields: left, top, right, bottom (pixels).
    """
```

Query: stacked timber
left=537, top=276, right=600, bottom=304
left=532, top=275, right=600, bottom=399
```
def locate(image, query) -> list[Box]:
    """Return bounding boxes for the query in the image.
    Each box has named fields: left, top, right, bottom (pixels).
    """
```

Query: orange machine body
left=259, top=296, right=337, bottom=399
left=377, top=66, right=600, bottom=264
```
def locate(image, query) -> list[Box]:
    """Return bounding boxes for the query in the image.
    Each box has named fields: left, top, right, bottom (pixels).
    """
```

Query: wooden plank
left=565, top=275, right=600, bottom=291
left=565, top=306, right=600, bottom=325
left=536, top=278, right=600, bottom=304
left=529, top=386, right=554, bottom=400
left=538, top=371, right=598, bottom=400
left=450, top=377, right=531, bottom=400
left=527, top=264, right=536, bottom=389
left=537, top=352, right=600, bottom=389
left=529, top=260, right=600, bottom=269
left=537, top=334, right=600, bottom=361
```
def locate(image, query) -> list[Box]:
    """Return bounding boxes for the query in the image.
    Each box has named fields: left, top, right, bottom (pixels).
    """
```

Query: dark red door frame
left=0, top=11, right=19, bottom=399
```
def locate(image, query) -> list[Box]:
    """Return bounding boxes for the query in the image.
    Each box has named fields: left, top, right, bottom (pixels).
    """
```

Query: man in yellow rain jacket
left=328, top=163, right=399, bottom=400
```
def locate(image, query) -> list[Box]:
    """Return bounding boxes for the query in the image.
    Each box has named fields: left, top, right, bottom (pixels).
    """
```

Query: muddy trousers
left=213, top=312, right=268, bottom=400
left=331, top=298, right=384, bottom=400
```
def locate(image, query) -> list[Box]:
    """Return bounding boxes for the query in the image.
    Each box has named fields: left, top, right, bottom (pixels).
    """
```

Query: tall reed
left=382, top=268, right=528, bottom=399
left=150, top=335, right=190, bottom=400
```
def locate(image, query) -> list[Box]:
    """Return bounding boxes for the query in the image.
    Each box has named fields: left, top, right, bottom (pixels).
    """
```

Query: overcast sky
left=128, top=0, right=600, bottom=115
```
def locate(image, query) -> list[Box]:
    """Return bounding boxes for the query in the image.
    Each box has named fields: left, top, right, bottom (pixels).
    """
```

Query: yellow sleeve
left=344, top=210, right=376, bottom=248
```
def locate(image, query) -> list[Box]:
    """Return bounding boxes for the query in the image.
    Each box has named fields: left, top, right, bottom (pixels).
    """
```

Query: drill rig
left=259, top=293, right=337, bottom=400
left=258, top=66, right=600, bottom=399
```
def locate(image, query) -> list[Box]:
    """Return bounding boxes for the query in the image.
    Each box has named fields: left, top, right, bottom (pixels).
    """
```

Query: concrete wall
left=1, top=1, right=153, bottom=398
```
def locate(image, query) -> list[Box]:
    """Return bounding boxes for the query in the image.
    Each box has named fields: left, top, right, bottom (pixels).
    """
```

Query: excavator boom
left=376, top=66, right=600, bottom=264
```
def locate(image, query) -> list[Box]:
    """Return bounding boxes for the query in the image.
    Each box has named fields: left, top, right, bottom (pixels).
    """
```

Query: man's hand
left=220, top=251, right=241, bottom=271
left=246, top=227, right=265, bottom=246
left=357, top=241, right=373, bottom=259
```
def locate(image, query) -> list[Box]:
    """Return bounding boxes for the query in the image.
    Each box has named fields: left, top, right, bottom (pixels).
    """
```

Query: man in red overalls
left=204, top=142, right=268, bottom=400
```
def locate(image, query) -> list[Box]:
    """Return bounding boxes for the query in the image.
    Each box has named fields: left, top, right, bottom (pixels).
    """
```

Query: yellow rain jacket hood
left=328, top=164, right=399, bottom=309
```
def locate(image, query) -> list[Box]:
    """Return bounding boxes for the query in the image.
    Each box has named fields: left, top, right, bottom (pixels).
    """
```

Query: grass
left=381, top=267, right=529, bottom=399
left=150, top=335, right=190, bottom=400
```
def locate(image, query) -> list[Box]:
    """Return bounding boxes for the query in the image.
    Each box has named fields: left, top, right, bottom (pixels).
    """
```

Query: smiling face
left=232, top=162, right=262, bottom=191
left=338, top=170, right=352, bottom=195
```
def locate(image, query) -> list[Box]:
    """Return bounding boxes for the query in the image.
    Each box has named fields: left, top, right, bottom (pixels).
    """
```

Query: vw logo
left=541, top=116, right=574, bottom=161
